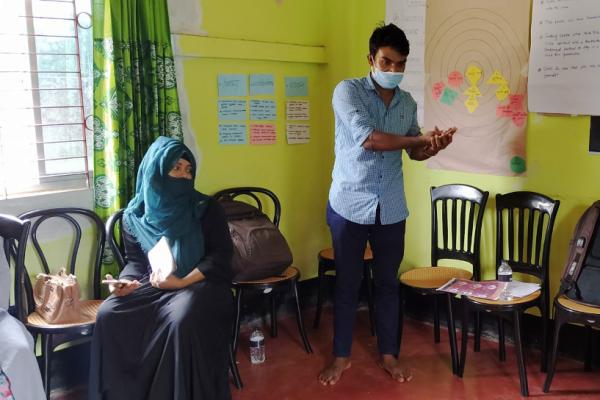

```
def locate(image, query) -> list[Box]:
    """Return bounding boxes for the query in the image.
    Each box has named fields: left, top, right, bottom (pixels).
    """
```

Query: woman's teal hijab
left=123, top=136, right=209, bottom=278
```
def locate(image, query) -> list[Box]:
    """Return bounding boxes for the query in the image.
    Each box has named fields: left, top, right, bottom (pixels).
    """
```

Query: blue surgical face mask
left=371, top=66, right=404, bottom=89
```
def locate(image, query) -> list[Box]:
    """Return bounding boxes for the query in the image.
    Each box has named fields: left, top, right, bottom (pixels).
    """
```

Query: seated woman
left=89, top=137, right=234, bottom=400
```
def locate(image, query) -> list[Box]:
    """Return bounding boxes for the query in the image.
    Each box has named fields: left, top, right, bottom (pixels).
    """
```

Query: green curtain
left=92, top=0, right=182, bottom=270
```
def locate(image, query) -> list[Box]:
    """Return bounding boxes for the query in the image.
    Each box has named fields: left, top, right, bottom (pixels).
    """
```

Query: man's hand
left=423, top=126, right=456, bottom=157
left=106, top=274, right=140, bottom=297
left=150, top=272, right=186, bottom=290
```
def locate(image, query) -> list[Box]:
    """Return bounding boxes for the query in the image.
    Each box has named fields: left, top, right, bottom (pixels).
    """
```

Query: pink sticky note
left=432, top=82, right=445, bottom=100
left=496, top=105, right=512, bottom=117
left=512, top=111, right=527, bottom=127
left=250, top=123, right=276, bottom=144
left=447, top=71, right=464, bottom=89
left=509, top=94, right=524, bottom=111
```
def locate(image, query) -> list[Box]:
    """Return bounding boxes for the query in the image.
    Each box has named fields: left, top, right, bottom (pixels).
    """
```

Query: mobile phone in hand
left=101, top=279, right=127, bottom=288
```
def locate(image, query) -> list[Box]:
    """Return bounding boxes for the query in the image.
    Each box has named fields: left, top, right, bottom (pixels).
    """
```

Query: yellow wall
left=176, top=0, right=330, bottom=279
left=324, top=0, right=600, bottom=301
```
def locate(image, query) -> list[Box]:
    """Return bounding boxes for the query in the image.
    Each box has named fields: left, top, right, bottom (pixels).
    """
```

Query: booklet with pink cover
left=437, top=278, right=508, bottom=300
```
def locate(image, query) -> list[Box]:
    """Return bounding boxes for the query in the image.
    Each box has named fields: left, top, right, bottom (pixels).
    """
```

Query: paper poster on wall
left=424, top=0, right=530, bottom=176
left=528, top=0, right=600, bottom=115
left=218, top=74, right=247, bottom=97
left=285, top=77, right=308, bottom=97
left=250, top=74, right=275, bottom=96
left=250, top=100, right=276, bottom=120
left=250, top=123, right=276, bottom=145
left=218, top=124, right=247, bottom=145
left=218, top=100, right=246, bottom=120
left=286, top=124, right=310, bottom=144
left=286, top=100, right=309, bottom=120
left=386, top=0, right=427, bottom=127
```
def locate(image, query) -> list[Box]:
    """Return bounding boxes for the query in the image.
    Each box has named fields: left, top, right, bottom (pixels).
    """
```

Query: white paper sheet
left=148, top=237, right=176, bottom=280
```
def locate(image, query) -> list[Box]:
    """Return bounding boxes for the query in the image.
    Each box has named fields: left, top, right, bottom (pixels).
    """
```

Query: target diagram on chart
left=424, top=0, right=531, bottom=176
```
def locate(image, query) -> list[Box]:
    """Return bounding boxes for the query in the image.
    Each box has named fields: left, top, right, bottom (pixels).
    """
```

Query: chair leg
left=42, top=334, right=52, bottom=400
left=458, top=299, right=470, bottom=378
left=513, top=311, right=529, bottom=397
left=229, top=342, right=243, bottom=389
left=433, top=295, right=441, bottom=343
left=543, top=309, right=565, bottom=393
left=541, top=301, right=549, bottom=372
left=446, top=293, right=459, bottom=375
left=313, top=264, right=325, bottom=329
left=270, top=291, right=278, bottom=338
left=585, top=324, right=593, bottom=372
left=233, top=288, right=243, bottom=352
left=498, top=317, right=506, bottom=362
left=292, top=279, right=313, bottom=354
left=365, top=263, right=376, bottom=337
left=474, top=311, right=481, bottom=352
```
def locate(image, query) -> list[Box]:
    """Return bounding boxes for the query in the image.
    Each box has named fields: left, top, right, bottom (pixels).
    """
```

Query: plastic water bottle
left=249, top=328, right=265, bottom=364
left=498, top=261, right=513, bottom=300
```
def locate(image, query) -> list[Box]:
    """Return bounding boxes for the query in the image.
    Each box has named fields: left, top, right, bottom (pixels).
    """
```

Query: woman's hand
left=106, top=274, right=140, bottom=297
left=150, top=271, right=186, bottom=290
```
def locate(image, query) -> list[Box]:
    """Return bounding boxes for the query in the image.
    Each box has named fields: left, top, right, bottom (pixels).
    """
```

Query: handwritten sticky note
left=218, top=74, right=247, bottom=97
left=496, top=84, right=510, bottom=101
left=250, top=74, right=275, bottom=96
left=447, top=71, right=464, bottom=88
left=464, top=96, right=479, bottom=113
left=440, top=87, right=459, bottom=106
left=285, top=76, right=308, bottom=97
left=509, top=94, right=524, bottom=111
left=463, top=86, right=481, bottom=97
left=432, top=82, right=445, bottom=101
left=286, top=100, right=309, bottom=120
left=512, top=111, right=527, bottom=128
left=286, top=123, right=310, bottom=144
left=496, top=105, right=513, bottom=117
left=250, top=123, right=276, bottom=144
left=218, top=100, right=246, bottom=120
left=487, top=70, right=508, bottom=85
left=250, top=100, right=276, bottom=120
left=465, top=65, right=482, bottom=86
left=219, top=124, right=247, bottom=145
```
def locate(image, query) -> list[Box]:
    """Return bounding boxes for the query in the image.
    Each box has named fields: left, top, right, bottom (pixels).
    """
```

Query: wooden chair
left=399, top=184, right=488, bottom=375
left=213, top=187, right=313, bottom=355
left=1, top=213, right=31, bottom=322
left=106, top=209, right=243, bottom=389
left=543, top=296, right=600, bottom=393
left=459, top=191, right=560, bottom=397
left=16, top=208, right=106, bottom=399
left=313, top=245, right=376, bottom=336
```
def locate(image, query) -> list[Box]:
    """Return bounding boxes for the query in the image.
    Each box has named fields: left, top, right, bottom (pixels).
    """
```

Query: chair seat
left=467, top=290, right=541, bottom=306
left=233, top=266, right=298, bottom=286
left=400, top=266, right=472, bottom=289
left=27, top=299, right=102, bottom=329
left=319, top=246, right=373, bottom=262
left=557, top=295, right=600, bottom=315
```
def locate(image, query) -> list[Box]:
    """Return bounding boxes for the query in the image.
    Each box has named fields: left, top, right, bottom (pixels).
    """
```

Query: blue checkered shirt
left=328, top=75, right=420, bottom=225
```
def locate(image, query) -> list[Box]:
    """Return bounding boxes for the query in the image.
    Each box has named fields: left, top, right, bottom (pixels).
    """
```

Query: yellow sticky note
left=465, top=65, right=482, bottom=86
left=465, top=96, right=479, bottom=113
left=463, top=85, right=481, bottom=97
left=487, top=70, right=508, bottom=85
left=496, top=84, right=510, bottom=101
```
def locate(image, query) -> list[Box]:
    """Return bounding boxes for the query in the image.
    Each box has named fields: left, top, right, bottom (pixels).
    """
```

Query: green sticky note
left=510, top=156, right=526, bottom=174
left=440, top=87, right=459, bottom=105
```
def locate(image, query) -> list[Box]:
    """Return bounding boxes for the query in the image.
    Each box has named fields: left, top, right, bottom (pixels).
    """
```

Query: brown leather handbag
left=34, top=268, right=82, bottom=324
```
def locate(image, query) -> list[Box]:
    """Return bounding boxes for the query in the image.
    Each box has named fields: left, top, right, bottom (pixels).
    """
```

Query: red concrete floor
left=231, top=307, right=600, bottom=400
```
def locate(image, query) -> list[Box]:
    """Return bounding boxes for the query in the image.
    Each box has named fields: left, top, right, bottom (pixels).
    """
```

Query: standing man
left=318, top=23, right=456, bottom=386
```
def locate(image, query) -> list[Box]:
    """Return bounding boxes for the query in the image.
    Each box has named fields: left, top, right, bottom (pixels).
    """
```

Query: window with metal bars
left=0, top=0, right=92, bottom=200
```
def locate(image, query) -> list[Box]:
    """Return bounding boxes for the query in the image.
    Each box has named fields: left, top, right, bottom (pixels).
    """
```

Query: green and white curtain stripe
left=92, top=0, right=182, bottom=227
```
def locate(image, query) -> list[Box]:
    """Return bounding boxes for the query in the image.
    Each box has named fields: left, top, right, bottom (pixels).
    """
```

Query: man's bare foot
left=318, top=357, right=351, bottom=386
left=378, top=354, right=413, bottom=382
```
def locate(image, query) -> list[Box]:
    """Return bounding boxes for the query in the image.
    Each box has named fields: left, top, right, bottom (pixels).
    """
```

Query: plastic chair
left=459, top=191, right=560, bottom=397
left=399, top=184, right=488, bottom=374
left=107, top=209, right=243, bottom=389
left=213, top=187, right=313, bottom=355
left=16, top=208, right=106, bottom=399
left=313, top=246, right=376, bottom=336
